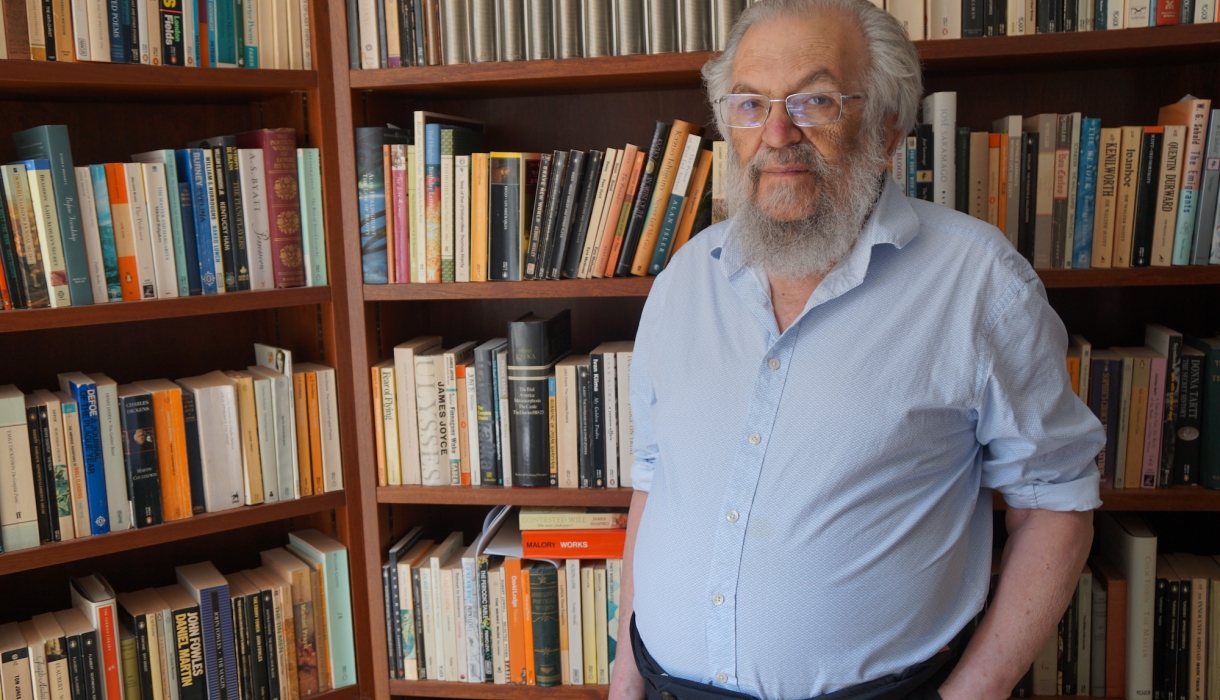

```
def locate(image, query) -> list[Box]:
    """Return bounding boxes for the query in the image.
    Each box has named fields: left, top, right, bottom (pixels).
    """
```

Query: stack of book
left=0, top=126, right=327, bottom=311
left=884, top=0, right=1215, bottom=40
left=357, top=114, right=717, bottom=284
left=0, top=343, right=341, bottom=553
left=1067, top=326, right=1220, bottom=491
left=1006, top=513, right=1220, bottom=700
left=348, top=0, right=748, bottom=68
left=382, top=505, right=626, bottom=685
left=0, top=533, right=354, bottom=700
left=0, top=0, right=313, bottom=67
left=894, top=94, right=1220, bottom=269
left=373, top=313, right=634, bottom=489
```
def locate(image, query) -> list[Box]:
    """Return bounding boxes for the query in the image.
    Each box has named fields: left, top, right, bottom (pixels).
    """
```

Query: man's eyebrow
left=729, top=69, right=841, bottom=97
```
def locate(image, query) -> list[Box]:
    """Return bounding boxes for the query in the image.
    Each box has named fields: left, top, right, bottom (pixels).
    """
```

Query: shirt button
left=768, top=358, right=780, bottom=370
left=712, top=593, right=724, bottom=606
left=727, top=510, right=739, bottom=523
left=716, top=673, right=728, bottom=684
left=749, top=433, right=761, bottom=445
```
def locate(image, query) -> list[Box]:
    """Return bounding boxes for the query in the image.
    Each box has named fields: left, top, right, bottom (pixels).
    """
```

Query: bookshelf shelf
left=989, top=487, right=1220, bottom=510
left=0, top=286, right=332, bottom=333
left=347, top=23, right=1220, bottom=96
left=377, top=486, right=635, bottom=506
left=0, top=491, right=345, bottom=577
left=0, top=61, right=317, bottom=99
left=389, top=681, right=608, bottom=698
left=364, top=277, right=654, bottom=300
left=1037, top=266, right=1220, bottom=288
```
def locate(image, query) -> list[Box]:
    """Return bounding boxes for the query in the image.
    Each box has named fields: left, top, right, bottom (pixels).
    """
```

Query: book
left=1146, top=324, right=1183, bottom=488
left=225, top=370, right=266, bottom=504
left=84, top=374, right=130, bottom=532
left=297, top=148, right=327, bottom=286
left=521, top=529, right=627, bottom=559
left=234, top=129, right=305, bottom=288
left=488, top=152, right=542, bottom=281
left=288, top=530, right=356, bottom=688
left=294, top=364, right=342, bottom=493
left=1157, top=97, right=1211, bottom=265
left=507, top=310, right=573, bottom=486
left=1089, top=349, right=1122, bottom=489
left=246, top=365, right=297, bottom=503
left=527, top=563, right=560, bottom=687
left=629, top=119, right=698, bottom=275
left=1113, top=126, right=1145, bottom=267
left=117, top=384, right=164, bottom=528
left=558, top=150, right=602, bottom=280
left=1199, top=112, right=1220, bottom=265
left=1097, top=514, right=1156, bottom=699
left=525, top=151, right=562, bottom=281
left=176, top=563, right=239, bottom=700
left=614, top=122, right=670, bottom=277
left=648, top=134, right=703, bottom=274
left=442, top=344, right=477, bottom=485
left=0, top=163, right=52, bottom=307
left=238, top=148, right=274, bottom=290
left=473, top=339, right=507, bottom=486
left=1185, top=336, right=1220, bottom=489
left=412, top=348, right=446, bottom=486
left=70, top=574, right=123, bottom=700
left=1131, top=127, right=1166, bottom=267
left=54, top=390, right=89, bottom=539
left=0, top=385, right=38, bottom=551
left=1074, top=118, right=1101, bottom=268
left=1150, top=124, right=1185, bottom=266
left=393, top=337, right=442, bottom=485
left=260, top=548, right=319, bottom=695
left=602, top=151, right=646, bottom=276
left=519, top=507, right=628, bottom=530
left=1092, top=127, right=1122, bottom=268
left=175, top=372, right=243, bottom=512
left=1173, top=347, right=1203, bottom=485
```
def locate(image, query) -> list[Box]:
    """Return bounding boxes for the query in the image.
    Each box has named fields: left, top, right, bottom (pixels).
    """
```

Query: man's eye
left=738, top=99, right=763, bottom=110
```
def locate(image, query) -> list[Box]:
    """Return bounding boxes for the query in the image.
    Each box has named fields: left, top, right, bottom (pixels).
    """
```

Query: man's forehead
left=730, top=11, right=866, bottom=92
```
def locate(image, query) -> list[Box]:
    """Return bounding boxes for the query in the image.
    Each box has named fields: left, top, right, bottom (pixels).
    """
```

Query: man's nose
left=761, top=101, right=804, bottom=150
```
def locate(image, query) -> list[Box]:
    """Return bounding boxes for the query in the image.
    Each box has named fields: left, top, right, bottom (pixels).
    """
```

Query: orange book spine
left=669, top=149, right=714, bottom=260
left=373, top=366, right=387, bottom=487
left=293, top=371, right=313, bottom=497
left=153, top=390, right=192, bottom=521
left=603, top=152, right=647, bottom=278
left=520, top=564, right=536, bottom=685
left=521, top=529, right=628, bottom=559
left=104, top=163, right=140, bottom=301
left=1065, top=357, right=1080, bottom=395
left=997, top=134, right=1009, bottom=236
left=0, top=249, right=11, bottom=308
left=98, top=604, right=122, bottom=700
left=471, top=152, right=490, bottom=282
left=591, top=144, right=639, bottom=277
left=306, top=371, right=325, bottom=495
left=504, top=558, right=526, bottom=684
left=630, top=119, right=698, bottom=275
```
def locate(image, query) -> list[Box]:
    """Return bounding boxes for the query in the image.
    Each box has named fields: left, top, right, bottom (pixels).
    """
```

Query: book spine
left=1199, top=345, right=1220, bottom=489
left=1171, top=107, right=1207, bottom=265
left=236, top=130, right=305, bottom=288
left=299, top=149, right=328, bottom=286
left=915, top=124, right=934, bottom=202
left=561, top=151, right=605, bottom=280
left=120, top=393, right=162, bottom=528
left=508, top=325, right=553, bottom=487
left=1173, top=353, right=1202, bottom=484
left=614, top=122, right=670, bottom=277
left=497, top=349, right=512, bottom=486
left=589, top=354, right=605, bottom=487
left=461, top=558, right=482, bottom=683
left=551, top=151, right=589, bottom=280
left=954, top=126, right=970, bottom=214
left=355, top=129, right=389, bottom=285
left=425, top=125, right=442, bottom=283
left=221, top=147, right=249, bottom=291
left=1132, top=129, right=1165, bottom=267
left=1051, top=116, right=1072, bottom=268
left=27, top=404, right=54, bottom=543
left=528, top=565, right=560, bottom=686
left=475, top=346, right=499, bottom=485
left=69, top=381, right=111, bottom=535
left=390, top=145, right=410, bottom=285
left=1198, top=113, right=1220, bottom=265
left=440, top=131, right=455, bottom=283
left=576, top=364, right=592, bottom=488
left=648, top=136, right=700, bottom=274
left=1144, top=358, right=1167, bottom=488
left=188, top=150, right=220, bottom=295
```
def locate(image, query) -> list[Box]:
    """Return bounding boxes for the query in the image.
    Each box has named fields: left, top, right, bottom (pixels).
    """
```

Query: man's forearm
left=609, top=489, right=649, bottom=700
left=939, top=508, right=1094, bottom=700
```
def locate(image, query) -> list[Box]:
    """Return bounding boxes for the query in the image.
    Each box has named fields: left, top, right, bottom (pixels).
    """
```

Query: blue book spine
left=323, top=549, right=356, bottom=687
left=1073, top=118, right=1101, bottom=268
left=1173, top=190, right=1199, bottom=265
left=215, top=0, right=236, bottom=64
left=207, top=0, right=218, bottom=65
left=187, top=150, right=219, bottom=294
left=200, top=588, right=221, bottom=700
left=906, top=136, right=917, bottom=197
left=648, top=192, right=686, bottom=275
left=156, top=151, right=191, bottom=297
left=68, top=379, right=110, bottom=535
left=174, top=151, right=203, bottom=295
left=1094, top=0, right=1107, bottom=27
left=119, top=0, right=132, bottom=61
left=87, top=165, right=123, bottom=303
left=217, top=586, right=239, bottom=700
left=108, top=0, right=125, bottom=61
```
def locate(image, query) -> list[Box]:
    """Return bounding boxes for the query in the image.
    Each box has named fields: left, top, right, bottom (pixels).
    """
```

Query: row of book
left=1007, top=513, right=1216, bottom=699
left=0, top=0, right=313, bottom=67
left=883, top=0, right=1216, bottom=40
left=374, top=318, right=634, bottom=489
left=0, top=343, right=342, bottom=554
left=348, top=0, right=751, bottom=69
left=382, top=506, right=627, bottom=685
left=0, top=126, right=327, bottom=312
left=0, top=533, right=355, bottom=700
left=897, top=93, right=1220, bottom=269
left=358, top=114, right=723, bottom=285
left=1069, top=326, right=1220, bottom=490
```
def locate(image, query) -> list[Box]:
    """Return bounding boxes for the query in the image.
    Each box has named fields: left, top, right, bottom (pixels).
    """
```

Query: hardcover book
left=507, top=310, right=573, bottom=486
left=235, top=129, right=306, bottom=289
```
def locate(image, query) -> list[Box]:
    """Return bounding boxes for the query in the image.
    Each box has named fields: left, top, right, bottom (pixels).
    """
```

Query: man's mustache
left=744, top=142, right=831, bottom=185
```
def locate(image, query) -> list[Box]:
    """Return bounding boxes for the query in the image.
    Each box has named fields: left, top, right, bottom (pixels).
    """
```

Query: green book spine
left=1186, top=336, right=1220, bottom=489
left=12, top=125, right=93, bottom=305
left=440, top=128, right=455, bottom=283
left=297, top=149, right=328, bottom=287
left=955, top=126, right=970, bottom=214
left=528, top=563, right=561, bottom=687
left=159, top=150, right=190, bottom=296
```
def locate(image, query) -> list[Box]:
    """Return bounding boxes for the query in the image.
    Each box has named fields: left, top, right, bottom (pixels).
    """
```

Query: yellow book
left=372, top=365, right=387, bottom=487
left=581, top=565, right=596, bottom=684
left=1066, top=356, right=1080, bottom=395
left=471, top=152, right=490, bottom=281
left=594, top=563, right=609, bottom=684
left=375, top=359, right=401, bottom=486
left=1118, top=348, right=1154, bottom=490
left=1113, top=126, right=1145, bottom=268
left=134, top=379, right=193, bottom=520
left=630, top=119, right=699, bottom=275
left=1091, top=128, right=1122, bottom=268
left=292, top=370, right=313, bottom=497
left=557, top=567, right=570, bottom=685
left=225, top=371, right=265, bottom=505
left=305, top=371, right=325, bottom=496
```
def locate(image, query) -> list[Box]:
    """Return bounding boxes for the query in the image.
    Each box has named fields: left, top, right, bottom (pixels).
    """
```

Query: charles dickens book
left=234, top=129, right=306, bottom=289
left=117, top=385, right=163, bottom=528
left=507, top=310, right=573, bottom=486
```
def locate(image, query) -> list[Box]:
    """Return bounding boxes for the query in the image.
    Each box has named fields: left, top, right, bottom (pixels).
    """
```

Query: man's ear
left=881, top=113, right=905, bottom=159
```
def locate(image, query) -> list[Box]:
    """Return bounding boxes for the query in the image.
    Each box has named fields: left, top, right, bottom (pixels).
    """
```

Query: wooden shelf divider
left=0, top=491, right=345, bottom=577
left=389, top=681, right=608, bottom=699
left=349, top=23, right=1220, bottom=96
left=0, top=61, right=317, bottom=99
left=0, top=287, right=332, bottom=334
left=378, top=486, right=634, bottom=507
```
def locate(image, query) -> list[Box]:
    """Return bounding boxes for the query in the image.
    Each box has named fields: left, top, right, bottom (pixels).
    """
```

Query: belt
left=630, top=614, right=972, bottom=700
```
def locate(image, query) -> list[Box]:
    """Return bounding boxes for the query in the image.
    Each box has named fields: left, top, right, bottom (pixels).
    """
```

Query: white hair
left=701, top=0, right=922, bottom=146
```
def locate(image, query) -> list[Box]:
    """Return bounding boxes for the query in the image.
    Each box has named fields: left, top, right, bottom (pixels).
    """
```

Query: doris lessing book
left=507, top=309, right=572, bottom=487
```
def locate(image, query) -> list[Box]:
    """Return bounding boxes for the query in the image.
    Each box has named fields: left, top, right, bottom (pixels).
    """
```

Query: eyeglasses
left=714, top=91, right=865, bottom=129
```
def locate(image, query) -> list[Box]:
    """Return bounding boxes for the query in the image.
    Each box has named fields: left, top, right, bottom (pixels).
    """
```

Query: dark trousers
left=630, top=614, right=972, bottom=700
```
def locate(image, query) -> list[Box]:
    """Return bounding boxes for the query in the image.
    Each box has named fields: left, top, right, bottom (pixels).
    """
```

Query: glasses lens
left=721, top=94, right=769, bottom=128
left=786, top=92, right=843, bottom=126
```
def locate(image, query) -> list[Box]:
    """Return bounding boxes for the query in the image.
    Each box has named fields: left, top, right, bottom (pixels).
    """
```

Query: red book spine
left=1157, top=0, right=1180, bottom=24
left=392, top=148, right=410, bottom=283
left=98, top=603, right=122, bottom=700
left=521, top=529, right=626, bottom=559
left=236, top=129, right=306, bottom=288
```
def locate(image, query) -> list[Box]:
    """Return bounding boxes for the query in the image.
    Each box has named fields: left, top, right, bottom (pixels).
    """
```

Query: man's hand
left=937, top=507, right=1094, bottom=700
left=609, top=490, right=649, bottom=700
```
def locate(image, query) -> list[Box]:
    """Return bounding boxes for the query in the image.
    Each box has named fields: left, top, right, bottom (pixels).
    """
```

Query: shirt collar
left=713, top=175, right=921, bottom=337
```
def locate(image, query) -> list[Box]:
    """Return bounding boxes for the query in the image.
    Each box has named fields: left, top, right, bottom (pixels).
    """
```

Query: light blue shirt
left=628, top=175, right=1104, bottom=700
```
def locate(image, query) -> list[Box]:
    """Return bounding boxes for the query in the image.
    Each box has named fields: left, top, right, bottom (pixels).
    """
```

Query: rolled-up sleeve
left=629, top=268, right=673, bottom=493
left=975, top=278, right=1105, bottom=511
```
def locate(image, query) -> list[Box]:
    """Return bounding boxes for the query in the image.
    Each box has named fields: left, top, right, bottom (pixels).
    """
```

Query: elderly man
left=609, top=1, right=1106, bottom=700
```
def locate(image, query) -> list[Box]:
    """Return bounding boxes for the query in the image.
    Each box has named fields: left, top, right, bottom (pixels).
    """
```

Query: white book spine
left=398, top=560, right=419, bottom=680
left=1125, top=0, right=1148, bottom=25
left=57, top=394, right=91, bottom=539
left=464, top=366, right=480, bottom=486
left=315, top=368, right=343, bottom=492
left=565, top=559, right=583, bottom=685
left=200, top=150, right=225, bottom=293
left=1008, top=0, right=1025, bottom=33
left=74, top=168, right=110, bottom=304
left=414, top=356, right=446, bottom=486
left=158, top=611, right=179, bottom=700
left=238, top=149, right=274, bottom=290
left=442, top=153, right=455, bottom=280
left=496, top=349, right=512, bottom=486
left=25, top=167, right=71, bottom=308
left=413, top=115, right=429, bottom=284
left=489, top=569, right=505, bottom=684
left=455, top=155, right=471, bottom=283
left=358, top=0, right=380, bottom=67
left=71, top=0, right=89, bottom=58
left=394, top=345, right=425, bottom=485
left=252, top=377, right=280, bottom=503
left=888, top=0, right=926, bottom=37
left=616, top=350, right=633, bottom=483
left=135, top=0, right=149, bottom=62
left=259, top=370, right=298, bottom=500
left=576, top=153, right=612, bottom=279
left=298, top=0, right=312, bottom=67
left=124, top=164, right=158, bottom=299
left=87, top=0, right=110, bottom=60
left=182, top=0, right=197, bottom=64
left=192, top=384, right=244, bottom=512
left=0, top=388, right=40, bottom=551
left=461, top=568, right=482, bottom=681
left=923, top=92, right=957, bottom=209
left=585, top=150, right=622, bottom=278
left=88, top=377, right=131, bottom=531
left=1097, top=514, right=1155, bottom=700
left=419, top=564, right=438, bottom=680
left=141, top=164, right=179, bottom=299
left=603, top=352, right=619, bottom=488
left=926, top=0, right=961, bottom=37
left=450, top=567, right=465, bottom=681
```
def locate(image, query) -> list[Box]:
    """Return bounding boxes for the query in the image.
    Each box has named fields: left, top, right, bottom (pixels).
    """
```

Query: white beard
left=726, top=138, right=885, bottom=280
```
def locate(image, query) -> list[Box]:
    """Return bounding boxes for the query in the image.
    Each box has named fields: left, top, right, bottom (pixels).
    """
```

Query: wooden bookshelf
left=0, top=492, right=344, bottom=577
left=0, top=61, right=317, bottom=99
left=377, top=486, right=634, bottom=506
left=389, top=681, right=608, bottom=699
left=0, top=287, right=332, bottom=333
